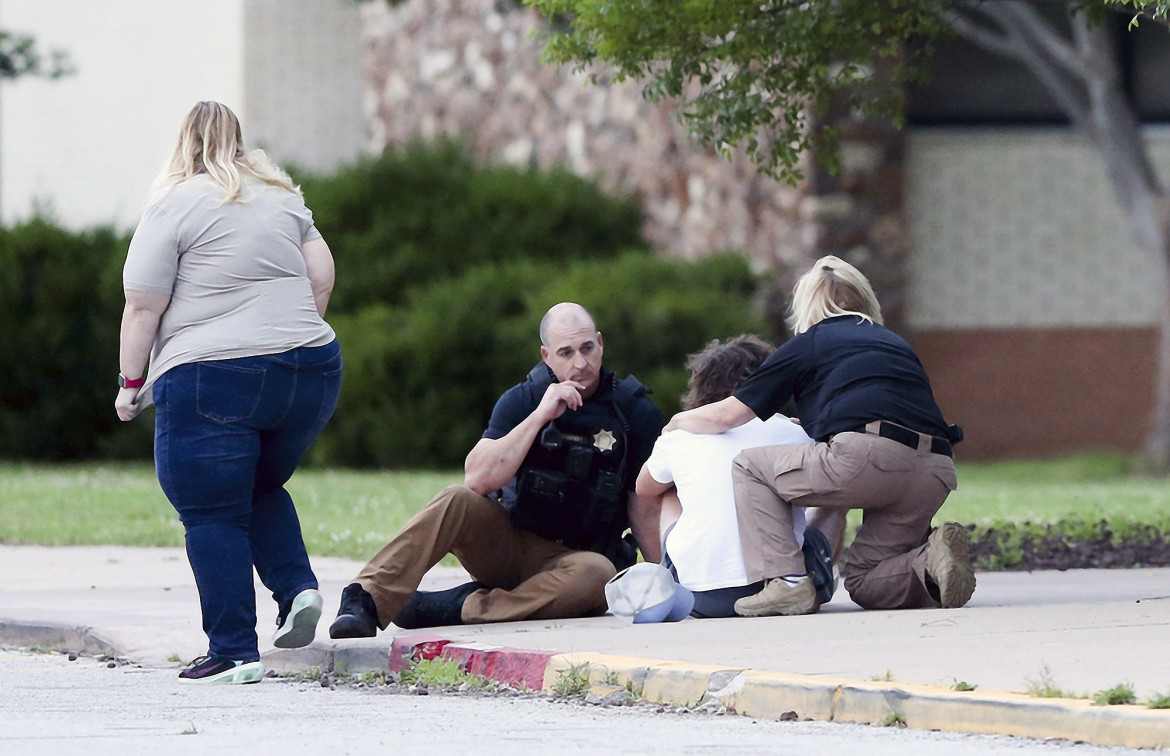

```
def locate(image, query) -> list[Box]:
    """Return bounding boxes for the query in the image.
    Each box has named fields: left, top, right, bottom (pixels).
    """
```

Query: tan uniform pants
left=732, top=427, right=957, bottom=610
left=353, top=485, right=617, bottom=628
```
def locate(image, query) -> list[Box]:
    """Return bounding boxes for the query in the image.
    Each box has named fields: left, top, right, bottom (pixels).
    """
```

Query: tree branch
left=942, top=9, right=1025, bottom=60
left=1072, top=12, right=1164, bottom=199
left=993, top=2, right=1091, bottom=81
left=946, top=4, right=1091, bottom=133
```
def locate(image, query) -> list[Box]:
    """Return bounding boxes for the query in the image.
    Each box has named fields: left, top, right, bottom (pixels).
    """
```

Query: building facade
left=358, top=0, right=1165, bottom=459
left=0, top=0, right=367, bottom=230
left=3, top=0, right=1160, bottom=459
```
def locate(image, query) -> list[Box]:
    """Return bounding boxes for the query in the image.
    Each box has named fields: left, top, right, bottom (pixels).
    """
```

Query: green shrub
left=316, top=262, right=550, bottom=468
left=312, top=252, right=767, bottom=468
left=0, top=219, right=151, bottom=460
left=296, top=140, right=646, bottom=313
left=1, top=142, right=767, bottom=469
left=968, top=518, right=1170, bottom=571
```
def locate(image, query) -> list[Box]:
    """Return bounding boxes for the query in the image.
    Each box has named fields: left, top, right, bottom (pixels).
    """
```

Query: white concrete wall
left=906, top=127, right=1170, bottom=329
left=0, top=0, right=245, bottom=229
left=0, top=0, right=365, bottom=232
left=243, top=0, right=367, bottom=174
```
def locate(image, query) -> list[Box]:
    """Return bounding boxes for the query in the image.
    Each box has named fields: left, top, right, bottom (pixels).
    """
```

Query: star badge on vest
left=593, top=428, right=617, bottom=452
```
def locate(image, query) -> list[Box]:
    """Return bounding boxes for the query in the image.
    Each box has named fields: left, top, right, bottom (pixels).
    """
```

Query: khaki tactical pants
left=353, top=485, right=616, bottom=628
left=732, top=427, right=957, bottom=610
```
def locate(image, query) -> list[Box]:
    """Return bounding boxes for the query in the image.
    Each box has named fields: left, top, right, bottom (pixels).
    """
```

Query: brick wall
left=912, top=327, right=1157, bottom=459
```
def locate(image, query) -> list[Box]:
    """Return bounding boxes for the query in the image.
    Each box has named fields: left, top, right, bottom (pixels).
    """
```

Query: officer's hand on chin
left=540, top=381, right=585, bottom=420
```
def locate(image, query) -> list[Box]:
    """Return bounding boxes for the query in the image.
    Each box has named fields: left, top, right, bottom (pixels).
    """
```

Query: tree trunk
left=1103, top=174, right=1170, bottom=473
left=1070, top=14, right=1170, bottom=472
left=951, top=3, right=1170, bottom=472
left=1143, top=285, right=1170, bottom=472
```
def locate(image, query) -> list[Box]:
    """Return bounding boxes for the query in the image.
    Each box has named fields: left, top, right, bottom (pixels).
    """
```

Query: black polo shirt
left=734, top=316, right=950, bottom=442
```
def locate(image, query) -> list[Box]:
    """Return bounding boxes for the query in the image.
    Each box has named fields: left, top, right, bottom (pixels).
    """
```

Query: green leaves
left=294, top=140, right=645, bottom=313
left=1104, top=0, right=1170, bottom=28
left=0, top=220, right=147, bottom=460
left=0, top=30, right=72, bottom=79
left=291, top=142, right=767, bottom=468
left=526, top=0, right=949, bottom=183
left=320, top=251, right=766, bottom=468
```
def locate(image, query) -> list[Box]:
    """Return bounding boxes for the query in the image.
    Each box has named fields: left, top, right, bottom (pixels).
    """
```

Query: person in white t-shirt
left=636, top=335, right=835, bottom=617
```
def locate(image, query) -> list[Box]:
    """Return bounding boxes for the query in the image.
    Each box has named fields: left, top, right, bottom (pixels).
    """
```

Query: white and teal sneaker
left=273, top=588, right=323, bottom=649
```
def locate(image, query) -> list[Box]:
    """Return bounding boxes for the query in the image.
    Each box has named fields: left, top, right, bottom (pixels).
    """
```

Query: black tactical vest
left=506, top=364, right=648, bottom=569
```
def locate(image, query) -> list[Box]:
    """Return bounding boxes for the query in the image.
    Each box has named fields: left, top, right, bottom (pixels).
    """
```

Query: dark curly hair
left=680, top=334, right=774, bottom=410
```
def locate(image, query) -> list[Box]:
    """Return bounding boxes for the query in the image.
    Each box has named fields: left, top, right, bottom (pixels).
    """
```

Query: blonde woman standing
left=116, top=101, right=341, bottom=683
left=664, top=256, right=971, bottom=616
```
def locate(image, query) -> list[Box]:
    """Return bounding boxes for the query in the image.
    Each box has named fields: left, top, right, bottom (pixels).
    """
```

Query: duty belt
left=852, top=420, right=953, bottom=458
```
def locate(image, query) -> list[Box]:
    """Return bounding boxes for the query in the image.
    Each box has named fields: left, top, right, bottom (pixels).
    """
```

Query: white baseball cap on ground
left=604, top=562, right=695, bottom=623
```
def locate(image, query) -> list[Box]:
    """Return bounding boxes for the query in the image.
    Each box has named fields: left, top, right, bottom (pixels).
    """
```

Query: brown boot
left=926, top=522, right=976, bottom=608
left=733, top=576, right=818, bottom=617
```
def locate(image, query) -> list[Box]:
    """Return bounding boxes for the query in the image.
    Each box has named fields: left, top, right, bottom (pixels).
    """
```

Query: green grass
left=0, top=462, right=461, bottom=561
left=833, top=452, right=1170, bottom=536
left=552, top=663, right=592, bottom=696
left=1, top=453, right=1167, bottom=562
left=289, top=665, right=326, bottom=682
left=359, top=670, right=390, bottom=685
left=936, top=453, right=1170, bottom=528
left=1147, top=692, right=1170, bottom=709
left=1023, top=664, right=1075, bottom=699
left=398, top=657, right=484, bottom=688
left=1092, top=682, right=1137, bottom=706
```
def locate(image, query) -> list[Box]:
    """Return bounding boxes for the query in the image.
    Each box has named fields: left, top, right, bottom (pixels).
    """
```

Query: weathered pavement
left=1, top=545, right=1167, bottom=749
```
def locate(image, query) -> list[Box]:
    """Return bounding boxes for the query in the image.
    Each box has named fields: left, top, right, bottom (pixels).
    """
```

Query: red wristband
left=118, top=374, right=145, bottom=389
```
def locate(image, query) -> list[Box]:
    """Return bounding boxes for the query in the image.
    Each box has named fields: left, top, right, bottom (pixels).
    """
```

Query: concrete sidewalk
left=2, top=544, right=1168, bottom=749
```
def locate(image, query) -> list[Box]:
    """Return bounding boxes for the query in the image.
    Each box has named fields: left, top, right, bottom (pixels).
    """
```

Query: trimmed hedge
left=0, top=219, right=149, bottom=460
left=296, top=139, right=646, bottom=312
left=312, top=252, right=767, bottom=468
left=295, top=141, right=768, bottom=467
left=968, top=519, right=1170, bottom=571
left=3, top=142, right=770, bottom=467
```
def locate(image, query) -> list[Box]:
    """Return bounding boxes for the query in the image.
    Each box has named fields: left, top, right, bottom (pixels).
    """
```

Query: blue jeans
left=661, top=546, right=762, bottom=619
left=153, top=341, right=342, bottom=661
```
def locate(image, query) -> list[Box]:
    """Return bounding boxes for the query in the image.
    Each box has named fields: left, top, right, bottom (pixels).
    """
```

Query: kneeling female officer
left=664, top=255, right=972, bottom=615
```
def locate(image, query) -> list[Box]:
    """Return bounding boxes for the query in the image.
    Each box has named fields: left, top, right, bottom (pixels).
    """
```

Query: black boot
left=328, top=583, right=379, bottom=639
left=802, top=527, right=838, bottom=606
left=392, top=581, right=484, bottom=629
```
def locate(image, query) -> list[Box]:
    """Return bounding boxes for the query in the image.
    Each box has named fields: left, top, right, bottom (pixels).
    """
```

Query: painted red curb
left=387, top=634, right=557, bottom=690
left=441, top=642, right=556, bottom=691
left=388, top=633, right=453, bottom=674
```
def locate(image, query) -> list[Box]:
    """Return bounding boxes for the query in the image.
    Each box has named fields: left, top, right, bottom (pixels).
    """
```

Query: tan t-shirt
left=123, top=174, right=336, bottom=405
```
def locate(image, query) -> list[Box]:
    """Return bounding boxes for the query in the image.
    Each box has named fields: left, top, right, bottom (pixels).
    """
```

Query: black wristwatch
left=118, top=374, right=145, bottom=389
